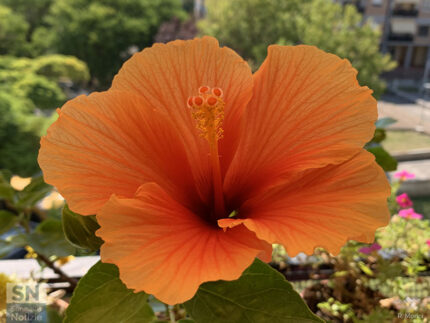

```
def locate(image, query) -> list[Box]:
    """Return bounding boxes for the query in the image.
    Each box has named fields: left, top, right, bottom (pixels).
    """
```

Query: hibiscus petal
left=97, top=183, right=270, bottom=305
left=220, top=151, right=390, bottom=256
left=111, top=36, right=253, bottom=194
left=225, top=45, right=377, bottom=203
left=39, top=90, right=199, bottom=215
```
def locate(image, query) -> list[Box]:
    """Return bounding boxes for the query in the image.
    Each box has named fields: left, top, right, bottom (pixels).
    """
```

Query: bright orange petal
left=225, top=45, right=377, bottom=203
left=38, top=90, right=199, bottom=215
left=111, top=36, right=253, bottom=193
left=97, top=183, right=270, bottom=305
left=220, top=151, right=390, bottom=256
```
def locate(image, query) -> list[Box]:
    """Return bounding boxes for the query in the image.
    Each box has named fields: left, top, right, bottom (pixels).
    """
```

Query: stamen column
left=187, top=86, right=226, bottom=219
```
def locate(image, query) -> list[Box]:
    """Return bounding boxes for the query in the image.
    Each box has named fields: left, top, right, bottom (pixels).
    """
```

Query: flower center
left=187, top=86, right=226, bottom=220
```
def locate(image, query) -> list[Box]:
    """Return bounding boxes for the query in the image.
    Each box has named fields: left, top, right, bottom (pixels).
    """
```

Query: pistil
left=187, top=86, right=226, bottom=219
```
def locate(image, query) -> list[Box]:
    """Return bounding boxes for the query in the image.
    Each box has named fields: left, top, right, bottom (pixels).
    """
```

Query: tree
left=0, top=93, right=41, bottom=176
left=199, top=0, right=302, bottom=66
left=0, top=54, right=89, bottom=175
left=0, top=0, right=52, bottom=36
left=199, top=0, right=396, bottom=98
left=0, top=5, right=29, bottom=55
left=43, top=0, right=186, bottom=87
left=0, top=0, right=54, bottom=56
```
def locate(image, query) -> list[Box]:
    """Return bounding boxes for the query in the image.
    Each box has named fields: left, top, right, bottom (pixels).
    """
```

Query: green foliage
left=0, top=0, right=52, bottom=28
left=378, top=216, right=430, bottom=273
left=366, top=117, right=398, bottom=172
left=0, top=171, right=75, bottom=260
left=199, top=0, right=302, bottom=65
left=317, top=298, right=355, bottom=322
left=15, top=175, right=52, bottom=208
left=0, top=55, right=88, bottom=175
left=62, top=204, right=103, bottom=251
left=0, top=5, right=29, bottom=55
left=0, top=55, right=90, bottom=91
left=0, top=93, right=41, bottom=175
left=367, top=146, right=398, bottom=171
left=0, top=210, right=17, bottom=234
left=23, top=218, right=75, bottom=258
left=0, top=0, right=54, bottom=56
left=295, top=0, right=396, bottom=98
left=12, top=74, right=65, bottom=110
left=32, top=55, right=90, bottom=83
left=64, top=262, right=155, bottom=323
left=0, top=169, right=13, bottom=200
left=375, top=117, right=397, bottom=129
left=43, top=0, right=186, bottom=87
left=200, top=0, right=396, bottom=98
left=296, top=176, right=430, bottom=321
left=185, top=258, right=323, bottom=323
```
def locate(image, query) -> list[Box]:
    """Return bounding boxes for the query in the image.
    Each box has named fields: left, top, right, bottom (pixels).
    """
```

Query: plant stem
left=37, top=253, right=78, bottom=289
left=168, top=305, right=176, bottom=323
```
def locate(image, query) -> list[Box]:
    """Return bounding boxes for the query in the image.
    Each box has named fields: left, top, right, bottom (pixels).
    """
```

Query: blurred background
left=0, top=0, right=429, bottom=322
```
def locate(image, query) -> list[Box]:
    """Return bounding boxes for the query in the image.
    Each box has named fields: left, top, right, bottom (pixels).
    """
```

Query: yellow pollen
left=187, top=86, right=225, bottom=141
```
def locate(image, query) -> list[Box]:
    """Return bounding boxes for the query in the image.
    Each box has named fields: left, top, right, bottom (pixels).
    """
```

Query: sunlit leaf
left=184, top=258, right=323, bottom=323
left=16, top=175, right=52, bottom=208
left=27, top=219, right=75, bottom=257
left=62, top=204, right=103, bottom=250
left=64, top=261, right=155, bottom=323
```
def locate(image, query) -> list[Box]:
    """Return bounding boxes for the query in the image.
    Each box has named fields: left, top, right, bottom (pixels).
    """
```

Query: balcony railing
left=388, top=33, right=414, bottom=41
left=392, top=8, right=419, bottom=16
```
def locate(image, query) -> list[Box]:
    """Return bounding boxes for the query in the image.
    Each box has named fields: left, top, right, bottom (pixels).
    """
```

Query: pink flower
left=396, top=193, right=413, bottom=208
left=398, top=208, right=422, bottom=220
left=394, top=170, right=415, bottom=181
left=359, top=243, right=382, bottom=255
left=426, top=240, right=430, bottom=248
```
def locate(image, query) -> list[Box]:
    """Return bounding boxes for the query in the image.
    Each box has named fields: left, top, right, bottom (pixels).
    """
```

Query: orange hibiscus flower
left=38, top=37, right=390, bottom=304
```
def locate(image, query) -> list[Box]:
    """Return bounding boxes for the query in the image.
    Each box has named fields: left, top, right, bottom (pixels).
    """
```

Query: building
left=339, top=0, right=430, bottom=81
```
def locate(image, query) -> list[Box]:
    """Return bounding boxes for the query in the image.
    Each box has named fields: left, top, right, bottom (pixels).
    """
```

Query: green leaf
left=184, top=258, right=323, bottom=323
left=358, top=261, right=373, bottom=276
left=370, top=128, right=386, bottom=143
left=27, top=219, right=75, bottom=257
left=16, top=175, right=51, bottom=208
left=0, top=183, right=14, bottom=201
left=64, top=261, right=155, bottom=323
left=0, top=239, right=16, bottom=258
left=375, top=117, right=396, bottom=128
left=0, top=169, right=13, bottom=183
left=0, top=170, right=14, bottom=201
left=8, top=233, right=28, bottom=247
left=62, top=204, right=103, bottom=250
left=0, top=210, right=18, bottom=234
left=367, top=146, right=398, bottom=171
left=47, top=307, right=63, bottom=323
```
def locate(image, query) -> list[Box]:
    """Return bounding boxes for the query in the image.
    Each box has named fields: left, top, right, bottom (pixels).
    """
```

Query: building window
left=418, top=26, right=430, bottom=37
left=372, top=0, right=382, bottom=6
left=412, top=47, right=428, bottom=68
